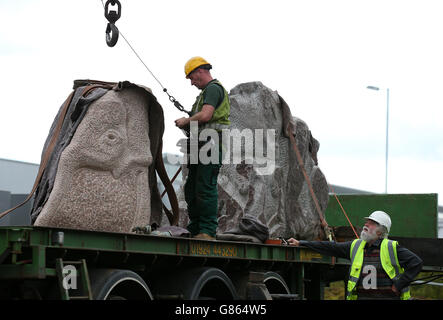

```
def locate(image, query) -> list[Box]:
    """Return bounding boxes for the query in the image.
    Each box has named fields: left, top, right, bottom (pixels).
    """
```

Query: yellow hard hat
left=184, top=56, right=212, bottom=77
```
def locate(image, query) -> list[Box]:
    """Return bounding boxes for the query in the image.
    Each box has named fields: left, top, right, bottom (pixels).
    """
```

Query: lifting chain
left=163, top=88, right=192, bottom=116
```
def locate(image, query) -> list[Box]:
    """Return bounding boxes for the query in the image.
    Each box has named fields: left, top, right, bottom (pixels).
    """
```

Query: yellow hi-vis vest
left=191, top=80, right=230, bottom=132
left=347, top=238, right=411, bottom=300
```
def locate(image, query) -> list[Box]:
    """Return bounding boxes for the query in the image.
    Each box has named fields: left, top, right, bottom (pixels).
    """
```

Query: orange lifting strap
left=328, top=184, right=359, bottom=239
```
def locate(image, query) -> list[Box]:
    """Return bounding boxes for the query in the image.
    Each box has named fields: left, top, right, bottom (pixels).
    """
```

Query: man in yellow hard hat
left=175, top=57, right=230, bottom=240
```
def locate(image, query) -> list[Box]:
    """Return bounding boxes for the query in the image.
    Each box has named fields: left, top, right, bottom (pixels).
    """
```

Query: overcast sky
left=1, top=0, right=442, bottom=206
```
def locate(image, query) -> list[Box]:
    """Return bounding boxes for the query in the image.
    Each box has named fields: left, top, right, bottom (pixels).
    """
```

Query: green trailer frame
left=0, top=226, right=351, bottom=300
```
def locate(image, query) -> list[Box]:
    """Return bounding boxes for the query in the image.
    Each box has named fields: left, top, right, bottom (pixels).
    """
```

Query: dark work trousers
left=184, top=141, right=222, bottom=237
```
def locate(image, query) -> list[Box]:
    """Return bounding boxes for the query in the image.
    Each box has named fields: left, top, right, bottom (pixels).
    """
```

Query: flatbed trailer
left=0, top=226, right=352, bottom=300
left=0, top=193, right=441, bottom=300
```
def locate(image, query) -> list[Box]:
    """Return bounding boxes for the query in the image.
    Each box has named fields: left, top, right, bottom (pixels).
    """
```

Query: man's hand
left=175, top=105, right=215, bottom=129
left=287, top=238, right=300, bottom=246
left=175, top=117, right=190, bottom=128
left=391, top=284, right=400, bottom=295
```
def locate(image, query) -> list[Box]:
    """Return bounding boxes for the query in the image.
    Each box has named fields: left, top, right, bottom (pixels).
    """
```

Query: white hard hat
left=364, top=211, right=391, bottom=233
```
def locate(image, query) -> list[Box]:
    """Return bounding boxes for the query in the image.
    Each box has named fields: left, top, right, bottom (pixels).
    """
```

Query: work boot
left=193, top=233, right=215, bottom=240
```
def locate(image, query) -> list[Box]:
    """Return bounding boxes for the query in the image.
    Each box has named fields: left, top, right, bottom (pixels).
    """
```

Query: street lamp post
left=366, top=85, right=390, bottom=194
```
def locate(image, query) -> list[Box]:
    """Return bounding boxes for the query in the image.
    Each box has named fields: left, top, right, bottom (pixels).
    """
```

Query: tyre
left=89, top=269, right=153, bottom=300
left=263, top=271, right=291, bottom=295
left=153, top=267, right=239, bottom=300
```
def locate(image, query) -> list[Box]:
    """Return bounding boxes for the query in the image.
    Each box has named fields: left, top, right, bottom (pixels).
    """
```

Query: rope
left=161, top=166, right=182, bottom=198
left=328, top=184, right=359, bottom=239
left=119, top=32, right=167, bottom=91
left=287, top=124, right=333, bottom=241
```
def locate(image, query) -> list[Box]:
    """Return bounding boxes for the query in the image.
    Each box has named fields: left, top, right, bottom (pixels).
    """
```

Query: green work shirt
left=201, top=79, right=224, bottom=109
left=191, top=79, right=231, bottom=130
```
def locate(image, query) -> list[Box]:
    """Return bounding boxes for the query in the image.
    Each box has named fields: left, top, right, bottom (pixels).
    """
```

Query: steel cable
left=100, top=0, right=168, bottom=91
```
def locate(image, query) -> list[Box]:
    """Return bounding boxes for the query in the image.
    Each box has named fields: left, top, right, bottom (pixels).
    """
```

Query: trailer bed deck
left=0, top=226, right=350, bottom=280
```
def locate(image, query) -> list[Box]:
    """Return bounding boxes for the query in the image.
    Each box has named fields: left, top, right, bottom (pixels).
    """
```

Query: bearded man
left=288, top=211, right=423, bottom=300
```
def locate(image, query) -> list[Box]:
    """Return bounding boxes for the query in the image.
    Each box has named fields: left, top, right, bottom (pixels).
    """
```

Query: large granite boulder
left=31, top=79, right=328, bottom=239
left=32, top=81, right=166, bottom=233
left=177, top=82, right=329, bottom=240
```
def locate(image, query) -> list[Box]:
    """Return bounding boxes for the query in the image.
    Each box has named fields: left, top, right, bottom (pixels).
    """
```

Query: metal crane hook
left=104, top=0, right=121, bottom=47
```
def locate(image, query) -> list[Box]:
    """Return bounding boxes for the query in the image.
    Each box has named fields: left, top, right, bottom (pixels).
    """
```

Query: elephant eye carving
left=101, top=129, right=122, bottom=146
left=107, top=133, right=116, bottom=140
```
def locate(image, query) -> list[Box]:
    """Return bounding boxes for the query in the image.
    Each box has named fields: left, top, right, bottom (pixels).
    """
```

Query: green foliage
left=324, top=281, right=345, bottom=300
left=323, top=273, right=443, bottom=300
left=410, top=272, right=443, bottom=300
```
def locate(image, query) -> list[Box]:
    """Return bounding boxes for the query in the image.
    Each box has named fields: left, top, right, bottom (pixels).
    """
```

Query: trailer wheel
left=154, top=267, right=239, bottom=300
left=263, top=272, right=291, bottom=295
left=89, top=269, right=153, bottom=300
